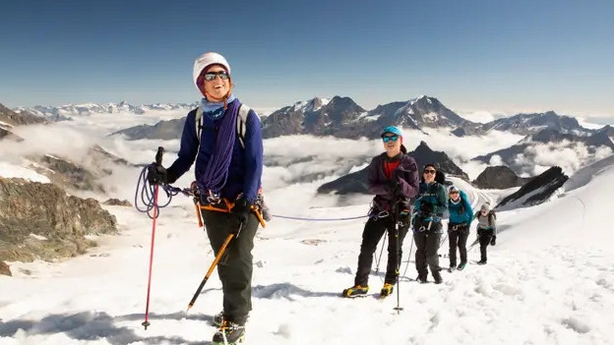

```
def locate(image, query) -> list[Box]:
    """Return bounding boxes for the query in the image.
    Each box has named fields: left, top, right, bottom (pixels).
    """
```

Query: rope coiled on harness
left=134, top=164, right=192, bottom=219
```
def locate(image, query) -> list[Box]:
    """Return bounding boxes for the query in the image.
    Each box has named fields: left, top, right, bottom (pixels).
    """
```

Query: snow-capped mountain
left=1, top=103, right=46, bottom=127
left=16, top=101, right=198, bottom=118
left=370, top=95, right=476, bottom=130
left=261, top=95, right=477, bottom=139
left=472, top=128, right=614, bottom=176
left=0, top=103, right=46, bottom=140
left=261, top=96, right=367, bottom=138
left=480, top=110, right=592, bottom=136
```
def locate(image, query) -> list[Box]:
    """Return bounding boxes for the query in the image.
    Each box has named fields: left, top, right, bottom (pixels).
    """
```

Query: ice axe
left=186, top=229, right=239, bottom=312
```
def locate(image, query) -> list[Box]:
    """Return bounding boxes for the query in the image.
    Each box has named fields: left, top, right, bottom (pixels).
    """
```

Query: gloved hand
left=387, top=180, right=404, bottom=198
left=230, top=195, right=252, bottom=234
left=490, top=236, right=496, bottom=246
left=146, top=164, right=168, bottom=185
left=420, top=202, right=433, bottom=216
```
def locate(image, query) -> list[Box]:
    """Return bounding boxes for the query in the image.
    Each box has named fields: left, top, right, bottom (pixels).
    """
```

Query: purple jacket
left=367, top=152, right=420, bottom=213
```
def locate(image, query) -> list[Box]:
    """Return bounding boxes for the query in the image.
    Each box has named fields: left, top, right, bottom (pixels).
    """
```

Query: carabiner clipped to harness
left=368, top=209, right=390, bottom=220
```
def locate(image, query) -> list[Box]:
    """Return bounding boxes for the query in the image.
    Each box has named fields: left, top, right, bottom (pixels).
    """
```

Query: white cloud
left=399, top=127, right=524, bottom=179
left=456, top=110, right=499, bottom=123
left=488, top=155, right=504, bottom=166
left=521, top=141, right=613, bottom=176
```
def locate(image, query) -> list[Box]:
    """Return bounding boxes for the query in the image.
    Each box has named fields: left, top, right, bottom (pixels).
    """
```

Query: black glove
left=420, top=202, right=434, bottom=217
left=230, top=195, right=252, bottom=234
left=387, top=180, right=405, bottom=199
left=146, top=164, right=168, bottom=185
left=490, top=236, right=496, bottom=246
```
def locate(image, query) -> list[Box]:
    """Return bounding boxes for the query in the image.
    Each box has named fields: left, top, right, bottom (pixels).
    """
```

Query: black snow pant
left=201, top=209, right=259, bottom=326
left=477, top=228, right=494, bottom=262
left=354, top=216, right=409, bottom=286
left=413, top=220, right=443, bottom=281
left=448, top=223, right=469, bottom=267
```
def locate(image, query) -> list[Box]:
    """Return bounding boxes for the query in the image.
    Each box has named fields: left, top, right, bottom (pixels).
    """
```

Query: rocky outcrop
left=26, top=145, right=133, bottom=193
left=473, top=166, right=530, bottom=189
left=495, top=166, right=568, bottom=210
left=411, top=141, right=468, bottom=179
left=0, top=127, right=12, bottom=139
left=103, top=198, right=132, bottom=207
left=0, top=103, right=42, bottom=142
left=0, top=103, right=46, bottom=126
left=36, top=154, right=106, bottom=192
left=0, top=260, right=11, bottom=276
left=317, top=141, right=468, bottom=195
left=0, top=177, right=118, bottom=263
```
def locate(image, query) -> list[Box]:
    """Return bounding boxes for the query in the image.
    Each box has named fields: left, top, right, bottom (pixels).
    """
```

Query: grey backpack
left=195, top=104, right=257, bottom=148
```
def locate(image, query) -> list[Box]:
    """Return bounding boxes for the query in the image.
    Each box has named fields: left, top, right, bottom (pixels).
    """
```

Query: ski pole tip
left=142, top=320, right=151, bottom=330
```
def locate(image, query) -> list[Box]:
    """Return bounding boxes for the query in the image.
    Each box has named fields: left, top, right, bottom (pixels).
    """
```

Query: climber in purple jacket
left=342, top=126, right=420, bottom=298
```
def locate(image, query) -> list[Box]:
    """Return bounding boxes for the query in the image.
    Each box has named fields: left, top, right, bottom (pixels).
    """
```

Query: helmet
left=380, top=126, right=403, bottom=138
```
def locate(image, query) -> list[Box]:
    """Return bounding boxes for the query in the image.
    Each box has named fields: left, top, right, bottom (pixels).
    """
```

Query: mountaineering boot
left=212, top=310, right=224, bottom=327
left=432, top=271, right=443, bottom=284
left=457, top=262, right=467, bottom=271
left=212, top=311, right=250, bottom=328
left=380, top=283, right=393, bottom=297
left=477, top=260, right=487, bottom=265
left=448, top=266, right=456, bottom=273
left=212, top=320, right=245, bottom=345
left=341, top=285, right=369, bottom=298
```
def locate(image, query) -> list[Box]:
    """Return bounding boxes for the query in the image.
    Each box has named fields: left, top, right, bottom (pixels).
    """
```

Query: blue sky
left=1, top=0, right=613, bottom=117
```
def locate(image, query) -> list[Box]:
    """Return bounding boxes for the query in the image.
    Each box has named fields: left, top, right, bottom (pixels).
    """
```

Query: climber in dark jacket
left=342, top=126, right=420, bottom=298
left=412, top=163, right=448, bottom=284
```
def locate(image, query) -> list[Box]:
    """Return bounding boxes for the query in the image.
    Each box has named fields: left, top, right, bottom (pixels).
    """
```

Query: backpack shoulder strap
left=488, top=211, right=496, bottom=226
left=237, top=104, right=251, bottom=149
left=237, top=104, right=258, bottom=149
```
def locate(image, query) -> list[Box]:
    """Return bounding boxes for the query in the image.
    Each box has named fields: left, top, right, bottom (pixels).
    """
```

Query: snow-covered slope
left=1, top=119, right=613, bottom=345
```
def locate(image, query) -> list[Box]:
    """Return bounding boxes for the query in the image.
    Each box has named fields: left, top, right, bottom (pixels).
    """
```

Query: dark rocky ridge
left=0, top=177, right=119, bottom=268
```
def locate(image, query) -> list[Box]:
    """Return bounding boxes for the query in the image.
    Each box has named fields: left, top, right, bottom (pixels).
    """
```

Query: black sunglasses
left=424, top=169, right=436, bottom=174
left=203, top=71, right=229, bottom=81
left=382, top=135, right=399, bottom=143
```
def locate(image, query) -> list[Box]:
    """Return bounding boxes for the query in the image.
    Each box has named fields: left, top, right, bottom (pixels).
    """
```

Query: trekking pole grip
left=155, top=146, right=165, bottom=166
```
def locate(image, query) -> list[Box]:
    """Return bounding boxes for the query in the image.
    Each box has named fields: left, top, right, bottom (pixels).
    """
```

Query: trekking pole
left=374, top=230, right=387, bottom=275
left=402, top=236, right=415, bottom=279
left=438, top=231, right=449, bottom=258
left=392, top=196, right=403, bottom=314
left=440, top=232, right=448, bottom=248
left=187, top=231, right=237, bottom=312
left=142, top=146, right=164, bottom=330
